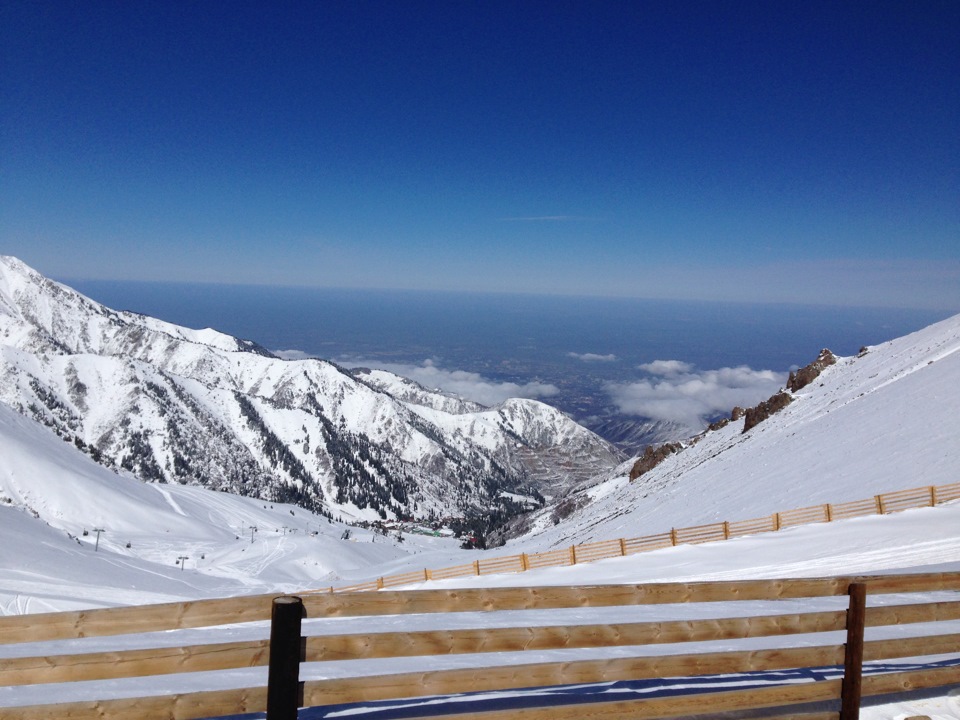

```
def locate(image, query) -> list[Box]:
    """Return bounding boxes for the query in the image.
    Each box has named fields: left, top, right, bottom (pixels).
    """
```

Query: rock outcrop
left=742, top=391, right=793, bottom=433
left=787, top=349, right=837, bottom=392
left=629, top=441, right=684, bottom=481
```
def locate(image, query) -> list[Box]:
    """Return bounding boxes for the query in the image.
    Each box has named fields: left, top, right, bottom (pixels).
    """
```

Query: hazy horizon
left=56, top=272, right=960, bottom=314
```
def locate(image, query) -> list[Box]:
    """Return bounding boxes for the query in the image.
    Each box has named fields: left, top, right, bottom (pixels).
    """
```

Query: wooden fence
left=1, top=572, right=959, bottom=719
left=332, top=481, right=960, bottom=593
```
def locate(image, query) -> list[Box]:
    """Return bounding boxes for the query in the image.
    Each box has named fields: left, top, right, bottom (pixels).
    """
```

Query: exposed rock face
left=629, top=441, right=684, bottom=481
left=708, top=406, right=747, bottom=432
left=742, top=391, right=793, bottom=433
left=787, top=349, right=837, bottom=392
left=707, top=417, right=729, bottom=432
left=550, top=493, right=591, bottom=525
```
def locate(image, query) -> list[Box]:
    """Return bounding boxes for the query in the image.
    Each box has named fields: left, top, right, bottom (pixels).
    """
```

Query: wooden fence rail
left=1, top=572, right=959, bottom=720
left=327, top=480, right=960, bottom=595
left=0, top=480, right=958, bottom=719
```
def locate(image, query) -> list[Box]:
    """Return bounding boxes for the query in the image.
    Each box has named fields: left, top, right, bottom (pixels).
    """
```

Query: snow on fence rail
left=1, top=573, right=960, bottom=720
left=327, top=481, right=960, bottom=594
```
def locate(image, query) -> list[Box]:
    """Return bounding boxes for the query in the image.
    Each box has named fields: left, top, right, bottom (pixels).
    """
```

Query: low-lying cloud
left=568, top=352, right=618, bottom=362
left=273, top=349, right=319, bottom=361
left=606, top=361, right=786, bottom=428
left=636, top=359, right=693, bottom=375
left=349, top=358, right=559, bottom=407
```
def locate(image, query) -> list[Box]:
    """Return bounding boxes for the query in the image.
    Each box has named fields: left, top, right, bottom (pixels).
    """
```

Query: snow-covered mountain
left=0, top=284, right=956, bottom=605
left=0, top=256, right=621, bottom=527
left=513, top=311, right=960, bottom=547
left=3, top=295, right=959, bottom=719
left=581, top=413, right=699, bottom=454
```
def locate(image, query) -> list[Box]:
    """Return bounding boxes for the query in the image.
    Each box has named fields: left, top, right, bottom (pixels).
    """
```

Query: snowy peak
left=0, top=255, right=270, bottom=358
left=494, top=398, right=589, bottom=445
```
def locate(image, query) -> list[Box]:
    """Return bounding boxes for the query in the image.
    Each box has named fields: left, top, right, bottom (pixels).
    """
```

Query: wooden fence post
left=569, top=545, right=577, bottom=565
left=619, top=538, right=627, bottom=556
left=840, top=582, right=867, bottom=720
left=670, top=528, right=678, bottom=546
left=930, top=485, right=937, bottom=506
left=520, top=553, right=529, bottom=571
left=826, top=503, right=833, bottom=522
left=267, top=596, right=304, bottom=720
left=473, top=560, right=480, bottom=576
left=875, top=495, right=885, bottom=514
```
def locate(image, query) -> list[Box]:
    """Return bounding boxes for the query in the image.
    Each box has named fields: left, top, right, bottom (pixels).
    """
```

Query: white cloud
left=344, top=358, right=559, bottom=407
left=606, top=363, right=786, bottom=428
left=272, top=349, right=320, bottom=361
left=637, top=359, right=694, bottom=375
left=568, top=352, right=618, bottom=362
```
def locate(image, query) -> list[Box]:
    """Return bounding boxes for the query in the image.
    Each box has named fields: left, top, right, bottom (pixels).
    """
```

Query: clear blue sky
left=2, top=1, right=958, bottom=309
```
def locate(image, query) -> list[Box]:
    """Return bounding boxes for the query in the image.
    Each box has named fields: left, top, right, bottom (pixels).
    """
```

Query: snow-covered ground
left=0, top=401, right=446, bottom=614
left=1, top=503, right=959, bottom=717
left=1, top=304, right=959, bottom=716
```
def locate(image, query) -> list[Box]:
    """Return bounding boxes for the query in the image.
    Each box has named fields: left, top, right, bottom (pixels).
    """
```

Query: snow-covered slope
left=514, top=312, right=960, bottom=547
left=0, top=399, right=447, bottom=612
left=0, top=256, right=621, bottom=524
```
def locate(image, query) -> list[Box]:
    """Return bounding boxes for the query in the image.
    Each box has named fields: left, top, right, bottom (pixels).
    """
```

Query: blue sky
left=2, top=1, right=958, bottom=309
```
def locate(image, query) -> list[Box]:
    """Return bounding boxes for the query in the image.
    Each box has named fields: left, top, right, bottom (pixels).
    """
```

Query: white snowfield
left=0, top=273, right=959, bottom=717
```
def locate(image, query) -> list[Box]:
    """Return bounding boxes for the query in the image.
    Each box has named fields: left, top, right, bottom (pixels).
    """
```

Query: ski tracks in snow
left=151, top=484, right=187, bottom=516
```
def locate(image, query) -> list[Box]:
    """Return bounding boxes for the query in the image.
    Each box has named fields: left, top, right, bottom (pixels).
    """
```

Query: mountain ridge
left=0, top=256, right=622, bottom=528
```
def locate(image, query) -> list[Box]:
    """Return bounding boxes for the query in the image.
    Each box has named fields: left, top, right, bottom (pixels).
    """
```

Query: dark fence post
left=267, top=595, right=305, bottom=720
left=840, top=582, right=867, bottom=720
